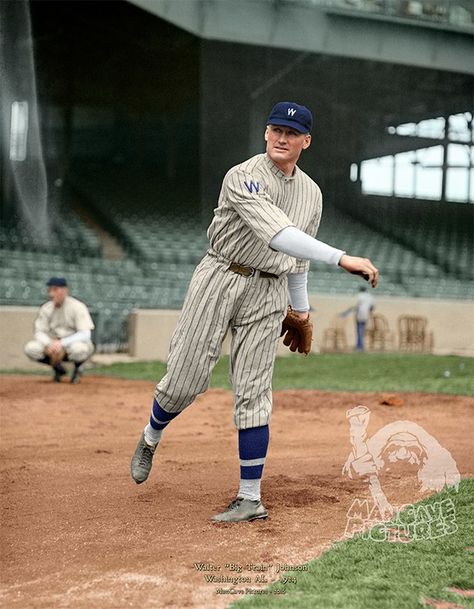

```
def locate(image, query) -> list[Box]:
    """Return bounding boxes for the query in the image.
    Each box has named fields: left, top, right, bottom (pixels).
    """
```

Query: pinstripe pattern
left=154, top=152, right=321, bottom=430
left=155, top=253, right=287, bottom=429
left=208, top=153, right=322, bottom=275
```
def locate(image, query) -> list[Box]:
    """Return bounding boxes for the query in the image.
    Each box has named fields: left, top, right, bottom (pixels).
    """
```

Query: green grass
left=230, top=479, right=474, bottom=609
left=88, top=354, right=473, bottom=395
left=2, top=354, right=473, bottom=395
left=0, top=368, right=49, bottom=376
left=270, top=353, right=474, bottom=395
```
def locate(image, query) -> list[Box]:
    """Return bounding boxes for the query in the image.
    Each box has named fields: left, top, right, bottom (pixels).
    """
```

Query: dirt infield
left=1, top=375, right=473, bottom=609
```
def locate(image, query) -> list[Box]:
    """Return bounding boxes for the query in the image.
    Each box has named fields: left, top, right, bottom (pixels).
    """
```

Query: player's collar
left=264, top=154, right=297, bottom=181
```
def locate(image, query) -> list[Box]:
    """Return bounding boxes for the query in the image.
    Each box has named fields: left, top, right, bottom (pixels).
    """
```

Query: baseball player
left=131, top=101, right=379, bottom=522
left=24, top=277, right=95, bottom=383
left=355, top=287, right=375, bottom=351
left=340, top=287, right=375, bottom=351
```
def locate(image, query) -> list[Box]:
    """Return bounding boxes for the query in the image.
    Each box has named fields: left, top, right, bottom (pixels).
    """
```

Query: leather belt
left=229, top=261, right=278, bottom=279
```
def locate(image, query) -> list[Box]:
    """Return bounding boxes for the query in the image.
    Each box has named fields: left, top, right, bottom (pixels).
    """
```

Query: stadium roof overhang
left=128, top=0, right=474, bottom=75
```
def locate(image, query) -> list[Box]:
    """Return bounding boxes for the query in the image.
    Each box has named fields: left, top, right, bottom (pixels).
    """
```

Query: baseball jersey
left=34, top=296, right=94, bottom=344
left=207, top=153, right=322, bottom=276
left=356, top=292, right=375, bottom=322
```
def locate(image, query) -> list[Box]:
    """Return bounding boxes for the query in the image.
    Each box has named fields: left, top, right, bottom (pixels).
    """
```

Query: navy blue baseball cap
left=267, top=101, right=313, bottom=134
left=46, top=277, right=67, bottom=287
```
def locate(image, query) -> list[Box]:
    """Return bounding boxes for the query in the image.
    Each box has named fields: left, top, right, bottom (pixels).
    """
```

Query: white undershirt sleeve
left=270, top=226, right=345, bottom=266
left=287, top=272, right=310, bottom=312
left=60, top=329, right=91, bottom=348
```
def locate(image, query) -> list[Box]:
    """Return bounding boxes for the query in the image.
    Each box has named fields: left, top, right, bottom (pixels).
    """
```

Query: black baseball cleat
left=131, top=432, right=157, bottom=484
left=53, top=365, right=67, bottom=383
left=70, top=366, right=83, bottom=384
left=211, top=497, right=268, bottom=523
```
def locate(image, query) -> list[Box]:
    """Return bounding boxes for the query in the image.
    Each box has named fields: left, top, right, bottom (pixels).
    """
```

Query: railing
left=288, top=0, right=474, bottom=32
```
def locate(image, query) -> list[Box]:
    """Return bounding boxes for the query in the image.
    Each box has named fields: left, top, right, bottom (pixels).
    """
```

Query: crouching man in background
left=24, top=277, right=95, bottom=383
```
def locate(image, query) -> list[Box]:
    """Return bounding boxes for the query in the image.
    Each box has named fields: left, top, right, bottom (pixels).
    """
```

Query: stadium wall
left=128, top=295, right=473, bottom=360
left=1, top=296, right=472, bottom=371
left=0, top=307, right=38, bottom=370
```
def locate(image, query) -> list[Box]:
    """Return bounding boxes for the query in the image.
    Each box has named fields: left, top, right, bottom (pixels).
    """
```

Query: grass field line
left=2, top=354, right=473, bottom=396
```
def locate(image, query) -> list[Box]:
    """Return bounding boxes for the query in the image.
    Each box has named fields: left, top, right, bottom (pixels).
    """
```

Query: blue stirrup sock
left=144, top=399, right=179, bottom=446
left=238, top=425, right=269, bottom=501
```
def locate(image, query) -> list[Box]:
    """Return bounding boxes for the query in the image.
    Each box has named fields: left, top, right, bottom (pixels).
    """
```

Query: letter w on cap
left=287, top=108, right=296, bottom=116
left=244, top=180, right=260, bottom=194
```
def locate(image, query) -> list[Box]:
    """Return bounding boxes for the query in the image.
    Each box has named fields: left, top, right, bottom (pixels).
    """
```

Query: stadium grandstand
left=1, top=0, right=473, bottom=351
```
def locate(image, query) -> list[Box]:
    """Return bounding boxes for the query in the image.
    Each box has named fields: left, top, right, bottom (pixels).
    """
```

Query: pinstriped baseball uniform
left=154, top=152, right=322, bottom=429
left=209, top=153, right=322, bottom=275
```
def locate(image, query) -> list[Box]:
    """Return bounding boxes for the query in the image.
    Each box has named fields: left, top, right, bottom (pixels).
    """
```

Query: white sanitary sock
left=238, top=478, right=261, bottom=501
left=144, top=424, right=163, bottom=447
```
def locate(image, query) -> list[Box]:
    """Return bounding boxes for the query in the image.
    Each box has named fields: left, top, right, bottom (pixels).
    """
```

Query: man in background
left=24, top=277, right=95, bottom=383
left=355, top=286, right=375, bottom=351
left=340, top=287, right=375, bottom=351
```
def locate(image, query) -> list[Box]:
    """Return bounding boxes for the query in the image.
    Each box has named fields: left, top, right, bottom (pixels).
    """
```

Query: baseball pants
left=24, top=339, right=94, bottom=363
left=356, top=321, right=366, bottom=351
left=155, top=252, right=288, bottom=429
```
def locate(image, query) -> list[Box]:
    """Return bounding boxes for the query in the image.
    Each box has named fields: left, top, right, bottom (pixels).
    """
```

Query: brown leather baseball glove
left=280, top=306, right=313, bottom=355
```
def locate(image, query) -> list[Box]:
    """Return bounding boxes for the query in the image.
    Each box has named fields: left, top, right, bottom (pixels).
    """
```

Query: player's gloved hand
left=280, top=306, right=313, bottom=355
left=338, top=255, right=379, bottom=288
left=282, top=326, right=299, bottom=352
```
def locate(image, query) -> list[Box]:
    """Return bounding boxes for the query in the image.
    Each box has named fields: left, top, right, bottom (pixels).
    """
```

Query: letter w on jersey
left=244, top=180, right=260, bottom=194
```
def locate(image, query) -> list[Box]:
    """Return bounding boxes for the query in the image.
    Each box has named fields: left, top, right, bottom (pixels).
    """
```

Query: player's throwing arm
left=270, top=226, right=379, bottom=287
